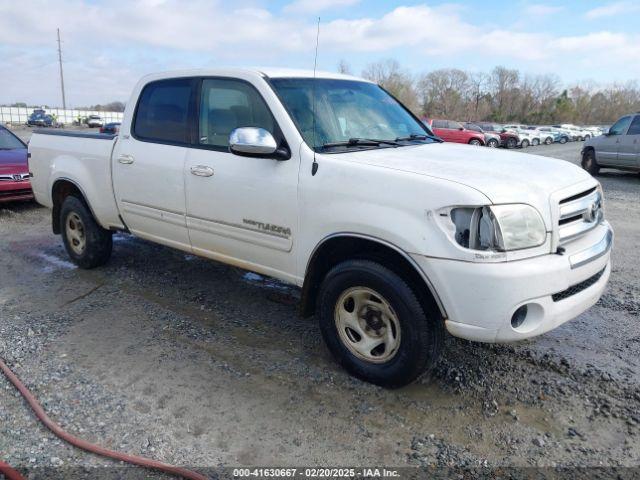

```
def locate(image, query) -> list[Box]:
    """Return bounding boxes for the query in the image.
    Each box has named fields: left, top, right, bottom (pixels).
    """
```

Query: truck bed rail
left=33, top=129, right=117, bottom=140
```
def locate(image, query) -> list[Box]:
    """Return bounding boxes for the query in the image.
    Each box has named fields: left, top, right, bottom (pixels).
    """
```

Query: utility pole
left=57, top=28, right=67, bottom=110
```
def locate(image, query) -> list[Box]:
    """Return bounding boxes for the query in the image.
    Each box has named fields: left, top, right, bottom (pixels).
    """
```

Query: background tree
left=361, top=59, right=419, bottom=113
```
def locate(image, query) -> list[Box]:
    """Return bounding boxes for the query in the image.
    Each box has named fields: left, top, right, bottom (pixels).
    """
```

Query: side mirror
left=229, top=127, right=280, bottom=157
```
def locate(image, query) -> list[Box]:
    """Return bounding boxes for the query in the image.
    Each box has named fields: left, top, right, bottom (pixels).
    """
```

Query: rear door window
left=133, top=78, right=194, bottom=144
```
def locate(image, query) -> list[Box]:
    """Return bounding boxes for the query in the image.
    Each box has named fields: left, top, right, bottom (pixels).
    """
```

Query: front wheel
left=582, top=150, right=600, bottom=176
left=506, top=137, right=517, bottom=149
left=317, top=260, right=443, bottom=388
left=521, top=139, right=530, bottom=148
left=532, top=138, right=540, bottom=146
left=468, top=139, right=482, bottom=146
left=559, top=136, right=568, bottom=144
left=487, top=138, right=499, bottom=148
left=545, top=137, right=553, bottom=145
left=60, top=196, right=113, bottom=269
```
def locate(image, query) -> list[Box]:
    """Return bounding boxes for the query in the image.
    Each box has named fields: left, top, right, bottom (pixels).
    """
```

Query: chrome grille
left=0, top=173, right=29, bottom=182
left=558, top=187, right=603, bottom=244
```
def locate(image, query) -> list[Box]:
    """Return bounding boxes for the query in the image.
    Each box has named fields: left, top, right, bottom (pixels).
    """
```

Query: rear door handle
left=118, top=154, right=135, bottom=164
left=190, top=165, right=214, bottom=177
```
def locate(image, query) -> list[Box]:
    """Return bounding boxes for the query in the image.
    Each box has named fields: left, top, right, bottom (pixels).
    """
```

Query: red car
left=0, top=125, right=33, bottom=203
left=423, top=119, right=485, bottom=146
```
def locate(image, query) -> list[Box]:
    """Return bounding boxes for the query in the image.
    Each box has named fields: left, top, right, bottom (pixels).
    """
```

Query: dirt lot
left=1, top=138, right=639, bottom=478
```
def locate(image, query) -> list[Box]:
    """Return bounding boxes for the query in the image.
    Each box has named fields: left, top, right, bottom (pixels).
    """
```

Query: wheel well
left=582, top=146, right=595, bottom=160
left=51, top=180, right=86, bottom=234
left=300, top=236, right=444, bottom=322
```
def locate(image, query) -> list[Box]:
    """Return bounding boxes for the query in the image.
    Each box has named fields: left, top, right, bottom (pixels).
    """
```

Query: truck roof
left=138, top=67, right=370, bottom=83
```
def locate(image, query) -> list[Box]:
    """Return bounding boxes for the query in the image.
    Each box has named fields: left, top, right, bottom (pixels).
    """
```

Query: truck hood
left=338, top=142, right=594, bottom=222
left=0, top=148, right=28, bottom=173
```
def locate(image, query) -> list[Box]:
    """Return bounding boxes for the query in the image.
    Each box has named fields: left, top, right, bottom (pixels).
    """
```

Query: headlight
left=450, top=204, right=546, bottom=252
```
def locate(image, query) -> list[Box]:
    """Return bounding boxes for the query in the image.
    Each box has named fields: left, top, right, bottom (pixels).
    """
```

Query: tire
left=544, top=137, right=553, bottom=145
left=559, top=136, right=568, bottom=144
left=468, top=138, right=482, bottom=146
left=60, top=195, right=113, bottom=269
left=487, top=138, right=499, bottom=148
left=532, top=138, right=540, bottom=146
left=581, top=149, right=600, bottom=176
left=317, top=259, right=443, bottom=388
left=506, top=137, right=517, bottom=149
left=584, top=135, right=591, bottom=141
left=521, top=139, right=530, bottom=148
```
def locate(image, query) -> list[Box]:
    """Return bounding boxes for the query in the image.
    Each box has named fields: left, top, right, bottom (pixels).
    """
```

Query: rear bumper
left=0, top=181, right=34, bottom=202
left=412, top=222, right=612, bottom=343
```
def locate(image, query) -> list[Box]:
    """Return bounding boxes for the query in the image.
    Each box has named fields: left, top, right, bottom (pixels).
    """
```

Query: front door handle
left=118, top=154, right=135, bottom=164
left=190, top=165, right=214, bottom=177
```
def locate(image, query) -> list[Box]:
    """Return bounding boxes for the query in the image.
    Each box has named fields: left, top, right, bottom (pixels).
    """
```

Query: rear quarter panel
left=28, top=133, right=124, bottom=229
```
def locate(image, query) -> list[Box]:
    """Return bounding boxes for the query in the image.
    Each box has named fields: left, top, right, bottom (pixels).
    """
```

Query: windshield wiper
left=321, top=138, right=401, bottom=150
left=395, top=133, right=442, bottom=143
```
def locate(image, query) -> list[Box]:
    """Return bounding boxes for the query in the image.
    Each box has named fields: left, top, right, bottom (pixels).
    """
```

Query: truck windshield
left=270, top=78, right=436, bottom=152
left=0, top=128, right=26, bottom=150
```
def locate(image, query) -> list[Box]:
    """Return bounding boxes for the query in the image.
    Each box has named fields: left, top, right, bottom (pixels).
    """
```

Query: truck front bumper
left=411, top=222, right=612, bottom=343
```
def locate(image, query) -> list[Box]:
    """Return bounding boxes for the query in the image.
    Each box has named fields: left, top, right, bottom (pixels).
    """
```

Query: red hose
left=0, top=460, right=25, bottom=480
left=0, top=357, right=208, bottom=480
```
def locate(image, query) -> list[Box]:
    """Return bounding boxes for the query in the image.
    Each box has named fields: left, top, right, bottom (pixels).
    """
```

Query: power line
left=57, top=28, right=67, bottom=109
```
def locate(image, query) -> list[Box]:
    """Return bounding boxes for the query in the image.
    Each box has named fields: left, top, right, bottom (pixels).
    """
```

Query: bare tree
left=337, top=60, right=352, bottom=75
left=362, top=59, right=419, bottom=113
left=346, top=58, right=640, bottom=124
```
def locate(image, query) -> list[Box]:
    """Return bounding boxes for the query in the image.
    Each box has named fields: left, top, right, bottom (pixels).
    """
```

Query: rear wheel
left=468, top=138, right=482, bottom=146
left=317, top=259, right=443, bottom=388
left=506, top=137, right=518, bottom=149
left=60, top=196, right=112, bottom=269
left=521, top=139, right=530, bottom=148
left=559, top=136, right=568, bottom=144
left=581, top=149, right=600, bottom=176
left=532, top=138, right=540, bottom=146
left=544, top=137, right=553, bottom=145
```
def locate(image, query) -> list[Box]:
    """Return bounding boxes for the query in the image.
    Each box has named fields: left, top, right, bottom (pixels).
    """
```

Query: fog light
left=511, top=305, right=528, bottom=329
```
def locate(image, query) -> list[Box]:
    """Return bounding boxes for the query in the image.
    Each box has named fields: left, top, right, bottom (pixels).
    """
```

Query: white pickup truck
left=29, top=68, right=613, bottom=387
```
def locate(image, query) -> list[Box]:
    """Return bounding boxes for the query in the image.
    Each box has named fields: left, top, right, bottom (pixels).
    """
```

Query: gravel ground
left=0, top=139, right=639, bottom=478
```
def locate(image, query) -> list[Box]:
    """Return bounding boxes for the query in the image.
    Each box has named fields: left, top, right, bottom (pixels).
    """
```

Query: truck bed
left=28, top=129, right=124, bottom=230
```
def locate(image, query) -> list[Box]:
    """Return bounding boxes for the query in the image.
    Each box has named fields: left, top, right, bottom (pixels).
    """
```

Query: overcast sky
left=1, top=0, right=639, bottom=107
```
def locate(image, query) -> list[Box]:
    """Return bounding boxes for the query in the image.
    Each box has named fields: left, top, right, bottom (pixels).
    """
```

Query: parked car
left=475, top=123, right=520, bottom=149
left=463, top=123, right=501, bottom=147
left=27, top=110, right=54, bottom=127
left=553, top=124, right=591, bottom=141
left=424, top=119, right=485, bottom=145
left=524, top=127, right=556, bottom=145
left=29, top=68, right=612, bottom=387
left=581, top=113, right=640, bottom=175
left=0, top=124, right=33, bottom=202
left=100, top=122, right=121, bottom=134
left=504, top=125, right=543, bottom=146
left=535, top=126, right=570, bottom=144
left=86, top=115, right=104, bottom=128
